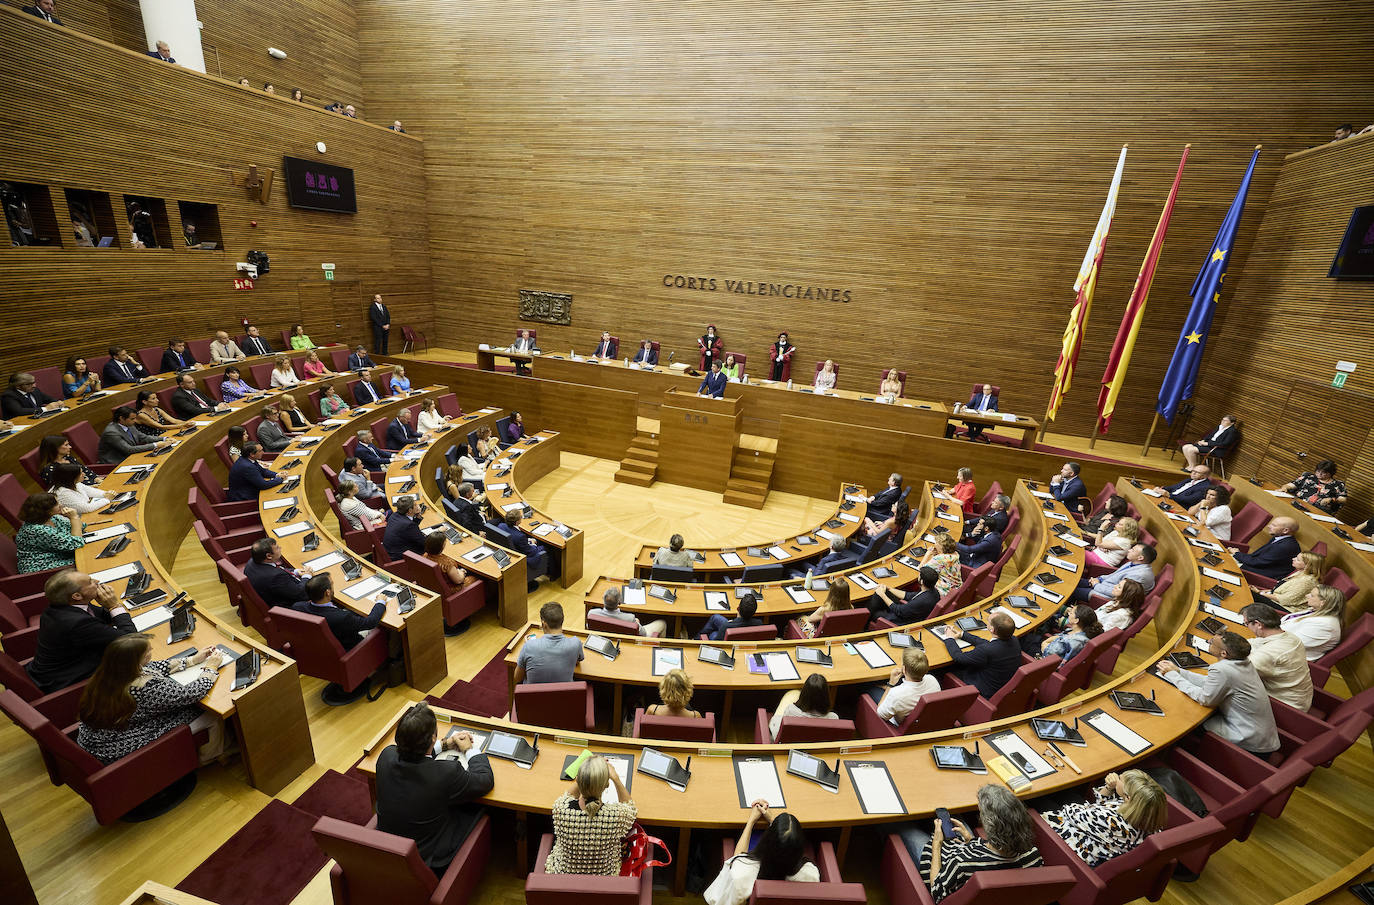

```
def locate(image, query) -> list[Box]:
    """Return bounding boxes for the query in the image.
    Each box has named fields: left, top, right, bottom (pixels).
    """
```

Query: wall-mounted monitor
left=282, top=156, right=357, bottom=213
left=1329, top=204, right=1374, bottom=280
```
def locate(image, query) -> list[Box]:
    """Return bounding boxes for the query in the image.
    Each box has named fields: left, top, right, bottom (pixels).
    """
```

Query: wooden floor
left=2, top=350, right=1370, bottom=905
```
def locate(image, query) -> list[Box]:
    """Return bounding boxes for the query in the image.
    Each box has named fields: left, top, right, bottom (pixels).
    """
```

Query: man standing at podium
left=698, top=360, right=727, bottom=398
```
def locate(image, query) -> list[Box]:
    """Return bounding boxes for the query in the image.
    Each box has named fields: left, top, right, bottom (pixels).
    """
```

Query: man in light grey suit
left=511, top=329, right=535, bottom=374
left=255, top=406, right=291, bottom=452
left=98, top=407, right=164, bottom=464
left=210, top=330, right=247, bottom=364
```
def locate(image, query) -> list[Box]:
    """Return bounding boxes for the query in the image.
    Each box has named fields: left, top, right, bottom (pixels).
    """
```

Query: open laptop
left=96, top=236, right=114, bottom=247
left=199, top=241, right=217, bottom=250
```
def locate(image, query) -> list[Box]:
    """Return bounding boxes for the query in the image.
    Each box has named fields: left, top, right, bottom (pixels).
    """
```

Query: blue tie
left=177, top=352, right=185, bottom=366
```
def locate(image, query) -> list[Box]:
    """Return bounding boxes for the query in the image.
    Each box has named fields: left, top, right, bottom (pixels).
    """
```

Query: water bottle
left=787, top=379, right=793, bottom=389
left=804, top=568, right=813, bottom=591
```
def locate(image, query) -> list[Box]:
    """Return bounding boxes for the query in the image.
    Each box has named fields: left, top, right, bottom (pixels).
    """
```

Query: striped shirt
left=919, top=837, right=1043, bottom=902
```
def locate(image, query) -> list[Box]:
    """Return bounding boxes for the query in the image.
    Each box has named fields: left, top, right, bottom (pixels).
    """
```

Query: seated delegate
left=1281, top=460, right=1348, bottom=514
left=218, top=366, right=258, bottom=403
left=721, top=354, right=741, bottom=381
left=1158, top=630, right=1279, bottom=755
left=587, top=587, right=667, bottom=638
left=291, top=574, right=386, bottom=650
left=36, top=434, right=99, bottom=486
left=546, top=755, right=637, bottom=875
left=590, top=332, right=618, bottom=359
left=1048, top=462, right=1086, bottom=508
left=938, top=612, right=1020, bottom=699
left=644, top=668, right=703, bottom=720
left=878, top=368, right=904, bottom=400
left=705, top=804, right=817, bottom=904
left=1241, top=603, right=1314, bottom=711
left=1253, top=551, right=1322, bottom=611
left=765, top=673, right=838, bottom=742
left=632, top=339, right=658, bottom=366
left=289, top=324, right=315, bottom=350
left=302, top=350, right=334, bottom=380
left=814, top=360, right=837, bottom=392
left=701, top=592, right=764, bottom=642
left=49, top=462, right=109, bottom=515
left=1094, top=578, right=1145, bottom=632
left=1072, top=542, right=1155, bottom=604
left=1234, top=517, right=1300, bottom=581
left=61, top=356, right=102, bottom=399
left=102, top=347, right=151, bottom=385
left=950, top=382, right=999, bottom=440
left=1281, top=585, right=1344, bottom=660
left=1085, top=516, right=1139, bottom=570
left=1181, top=414, right=1239, bottom=468
left=919, top=534, right=963, bottom=596
left=1188, top=485, right=1233, bottom=541
left=227, top=442, right=283, bottom=501
left=376, top=703, right=495, bottom=875
left=1164, top=464, right=1214, bottom=509
left=1040, top=770, right=1167, bottom=867
left=77, top=633, right=226, bottom=764
left=869, top=647, right=941, bottom=725
left=793, top=582, right=852, bottom=638
left=867, top=566, right=941, bottom=626
left=244, top=539, right=309, bottom=609
left=27, top=570, right=137, bottom=694
left=133, top=390, right=188, bottom=435
left=2, top=372, right=61, bottom=419
left=16, top=493, right=86, bottom=573
left=513, top=603, right=583, bottom=685
left=383, top=498, right=428, bottom=560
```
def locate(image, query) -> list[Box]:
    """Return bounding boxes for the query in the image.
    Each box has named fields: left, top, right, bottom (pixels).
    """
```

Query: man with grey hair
left=210, top=330, right=246, bottom=363
left=1158, top=630, right=1279, bottom=754
left=1, top=372, right=61, bottom=418
left=963, top=493, right=1010, bottom=539
left=867, top=473, right=903, bottom=520
left=587, top=587, right=667, bottom=638
left=27, top=570, right=135, bottom=693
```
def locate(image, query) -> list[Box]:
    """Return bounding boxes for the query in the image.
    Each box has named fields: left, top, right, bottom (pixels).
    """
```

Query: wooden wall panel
left=356, top=0, right=1374, bottom=442
left=1189, top=135, right=1374, bottom=525
left=0, top=8, right=433, bottom=375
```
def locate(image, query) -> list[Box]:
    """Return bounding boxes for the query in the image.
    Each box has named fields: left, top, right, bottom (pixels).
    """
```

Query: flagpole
left=1141, top=412, right=1161, bottom=456
left=1089, top=414, right=1103, bottom=449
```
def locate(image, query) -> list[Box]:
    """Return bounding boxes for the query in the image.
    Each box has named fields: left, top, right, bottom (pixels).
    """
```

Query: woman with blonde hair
left=878, top=368, right=903, bottom=399
left=1086, top=516, right=1139, bottom=570
left=390, top=364, right=412, bottom=393
left=814, top=360, right=837, bottom=392
left=270, top=354, right=300, bottom=388
left=302, top=348, right=334, bottom=379
left=1256, top=551, right=1324, bottom=611
left=796, top=581, right=852, bottom=637
left=920, top=533, right=963, bottom=596
left=1042, top=769, right=1167, bottom=866
left=279, top=393, right=311, bottom=432
left=546, top=755, right=637, bottom=875
left=646, top=668, right=702, bottom=719
left=1282, top=585, right=1345, bottom=660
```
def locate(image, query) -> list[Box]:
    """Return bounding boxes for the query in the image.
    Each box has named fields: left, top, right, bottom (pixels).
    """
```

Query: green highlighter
left=563, top=748, right=595, bottom=780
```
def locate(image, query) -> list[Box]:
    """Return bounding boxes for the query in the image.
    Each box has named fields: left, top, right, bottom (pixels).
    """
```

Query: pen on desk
left=684, top=755, right=692, bottom=774
left=1050, top=741, right=1082, bottom=774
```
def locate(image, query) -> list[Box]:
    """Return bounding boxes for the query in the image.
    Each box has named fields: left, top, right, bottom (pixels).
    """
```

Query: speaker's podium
left=657, top=387, right=741, bottom=494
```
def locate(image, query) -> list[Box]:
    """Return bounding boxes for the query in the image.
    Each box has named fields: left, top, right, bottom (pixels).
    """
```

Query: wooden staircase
left=614, top=429, right=659, bottom=486
left=723, top=447, right=773, bottom=509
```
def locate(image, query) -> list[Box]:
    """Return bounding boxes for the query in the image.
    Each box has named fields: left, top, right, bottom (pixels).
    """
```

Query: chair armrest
left=1309, top=686, right=1345, bottom=721
left=881, top=834, right=936, bottom=905
left=88, top=724, right=198, bottom=823
left=1187, top=731, right=1276, bottom=786
left=815, top=841, right=842, bottom=883
left=584, top=683, right=596, bottom=731
left=856, top=693, right=897, bottom=739
left=1028, top=811, right=1101, bottom=890
left=35, top=681, right=87, bottom=730
left=1271, top=698, right=1332, bottom=741
left=433, top=813, right=492, bottom=905
left=754, top=708, right=771, bottom=745
left=1165, top=747, right=1246, bottom=806
left=783, top=619, right=805, bottom=640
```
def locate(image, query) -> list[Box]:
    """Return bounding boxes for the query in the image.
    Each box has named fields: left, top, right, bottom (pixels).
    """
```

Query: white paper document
left=341, top=576, right=388, bottom=599
left=462, top=546, right=495, bottom=563
left=1030, top=489, right=1055, bottom=500
left=485, top=482, right=509, bottom=491
left=1202, top=601, right=1243, bottom=624
left=1266, top=489, right=1294, bottom=498
left=92, top=562, right=142, bottom=583
left=765, top=652, right=800, bottom=681
left=623, top=586, right=647, bottom=607
left=502, top=502, right=525, bottom=513
left=1201, top=567, right=1241, bottom=586
left=987, top=731, right=1056, bottom=779
left=1142, top=488, right=1165, bottom=498
left=1351, top=542, right=1374, bottom=554
left=324, top=419, right=351, bottom=426
left=532, top=523, right=556, bottom=537
left=304, top=551, right=349, bottom=571
left=387, top=475, right=415, bottom=484
left=704, top=591, right=730, bottom=611
left=1044, top=555, right=1077, bottom=572
left=1189, top=635, right=1211, bottom=653
left=838, top=512, right=861, bottom=523
left=1026, top=583, right=1063, bottom=603
left=1187, top=538, right=1223, bottom=551
left=1044, top=511, right=1070, bottom=522
left=1084, top=710, right=1151, bottom=754
left=938, top=511, right=961, bottom=522
left=1057, top=533, right=1090, bottom=548
left=273, top=521, right=312, bottom=538
left=736, top=759, right=785, bottom=808
left=844, top=494, right=866, bottom=503
left=991, top=605, right=1030, bottom=629
left=262, top=496, right=297, bottom=510
left=1166, top=512, right=1193, bottom=522
left=84, top=524, right=133, bottom=542
left=849, top=763, right=904, bottom=814
left=854, top=641, right=895, bottom=669
left=849, top=573, right=877, bottom=591
left=652, top=647, right=683, bottom=676
left=114, top=464, right=151, bottom=474
left=279, top=449, right=310, bottom=457
left=1307, top=512, right=1340, bottom=524
left=720, top=552, right=744, bottom=567
left=768, top=546, right=789, bottom=560
left=814, top=529, right=841, bottom=542
left=131, top=606, right=173, bottom=631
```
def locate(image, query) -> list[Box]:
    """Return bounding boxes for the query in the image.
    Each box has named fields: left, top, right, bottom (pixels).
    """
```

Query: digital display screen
left=1330, top=205, right=1374, bottom=280
left=282, top=156, right=357, bottom=213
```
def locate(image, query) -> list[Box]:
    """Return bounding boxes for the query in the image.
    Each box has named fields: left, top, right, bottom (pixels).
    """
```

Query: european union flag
left=1156, top=148, right=1260, bottom=423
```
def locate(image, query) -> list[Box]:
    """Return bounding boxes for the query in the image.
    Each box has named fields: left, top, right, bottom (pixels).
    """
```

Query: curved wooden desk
left=483, top=430, right=585, bottom=588
left=631, top=483, right=869, bottom=580
left=76, top=401, right=316, bottom=794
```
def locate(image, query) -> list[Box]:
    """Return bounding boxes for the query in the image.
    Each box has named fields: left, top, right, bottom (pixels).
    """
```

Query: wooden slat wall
left=354, top=0, right=1374, bottom=441
left=1186, top=134, right=1374, bottom=525
left=0, top=9, right=434, bottom=375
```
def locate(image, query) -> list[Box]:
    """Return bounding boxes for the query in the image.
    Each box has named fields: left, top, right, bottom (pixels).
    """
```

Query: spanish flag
left=1046, top=146, right=1128, bottom=423
left=1095, top=145, right=1190, bottom=435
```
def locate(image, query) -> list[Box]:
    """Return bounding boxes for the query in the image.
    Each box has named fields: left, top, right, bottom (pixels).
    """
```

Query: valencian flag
left=1095, top=146, right=1191, bottom=435
left=1156, top=147, right=1260, bottom=423
left=1046, top=146, right=1128, bottom=422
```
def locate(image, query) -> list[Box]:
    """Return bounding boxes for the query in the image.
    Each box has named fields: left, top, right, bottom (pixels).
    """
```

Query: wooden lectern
left=657, top=388, right=741, bottom=493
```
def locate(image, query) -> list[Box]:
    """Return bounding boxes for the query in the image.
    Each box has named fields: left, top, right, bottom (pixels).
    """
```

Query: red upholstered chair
left=1218, top=502, right=1271, bottom=551
left=203, top=373, right=225, bottom=401
left=137, top=346, right=164, bottom=375
left=377, top=373, right=394, bottom=396
left=195, top=521, right=254, bottom=567
left=525, top=832, right=652, bottom=904
left=0, top=474, right=28, bottom=529
left=0, top=689, right=200, bottom=825
left=186, top=338, right=213, bottom=364
left=312, top=813, right=490, bottom=905
left=1031, top=810, right=1225, bottom=905
left=695, top=622, right=777, bottom=641
left=19, top=446, right=43, bottom=484
left=370, top=417, right=391, bottom=448
left=632, top=707, right=717, bottom=742
left=438, top=393, right=462, bottom=418
left=1034, top=629, right=1121, bottom=705
left=510, top=682, right=595, bottom=732
left=328, top=488, right=379, bottom=558
left=813, top=361, right=840, bottom=386
left=586, top=611, right=643, bottom=636
left=156, top=387, right=177, bottom=414
left=399, top=325, right=428, bottom=354
left=721, top=351, right=746, bottom=376
left=191, top=459, right=257, bottom=516
left=1309, top=612, right=1374, bottom=687
left=882, top=834, right=1075, bottom=905
left=30, top=366, right=63, bottom=400
left=0, top=650, right=85, bottom=728
left=188, top=488, right=262, bottom=540
left=402, top=551, right=486, bottom=631
left=331, top=348, right=352, bottom=372
left=58, top=422, right=110, bottom=477
left=961, top=535, right=1019, bottom=599
left=216, top=557, right=287, bottom=649
left=0, top=582, right=46, bottom=633
left=368, top=525, right=404, bottom=571
left=1324, top=566, right=1360, bottom=604
left=855, top=684, right=980, bottom=739
left=973, top=481, right=1004, bottom=515
left=752, top=841, right=866, bottom=904
left=927, top=563, right=992, bottom=621
left=269, top=606, right=388, bottom=705
left=1074, top=481, right=1118, bottom=525
left=1307, top=684, right=1374, bottom=725
left=949, top=656, right=1061, bottom=724
left=754, top=709, right=855, bottom=744
left=784, top=607, right=869, bottom=639
left=249, top=362, right=274, bottom=389
left=84, top=354, right=110, bottom=378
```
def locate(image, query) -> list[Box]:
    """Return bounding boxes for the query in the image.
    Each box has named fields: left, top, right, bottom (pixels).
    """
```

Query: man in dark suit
left=245, top=538, right=309, bottom=609
left=387, top=410, right=423, bottom=448
left=103, top=346, right=151, bottom=384
left=956, top=529, right=1002, bottom=568
left=964, top=493, right=1010, bottom=540
left=697, top=360, right=728, bottom=398
left=448, top=482, right=485, bottom=535
left=1182, top=415, right=1239, bottom=469
left=26, top=571, right=135, bottom=693
left=22, top=0, right=62, bottom=24
left=242, top=325, right=274, bottom=357
left=354, top=430, right=393, bottom=469
left=953, top=382, right=1000, bottom=440
left=369, top=294, right=392, bottom=354
left=383, top=498, right=427, bottom=561
left=98, top=406, right=165, bottom=463
left=1049, top=462, right=1087, bottom=509
left=631, top=339, right=657, bottom=367
left=1235, top=517, right=1302, bottom=582
left=510, top=330, right=535, bottom=375
left=348, top=345, right=376, bottom=370
left=815, top=537, right=855, bottom=573
left=376, top=702, right=494, bottom=874
left=170, top=373, right=221, bottom=418
left=353, top=369, right=383, bottom=405
left=159, top=338, right=199, bottom=373
left=502, top=511, right=548, bottom=587
left=1, top=373, right=60, bottom=419
left=228, top=442, right=283, bottom=501
left=942, top=612, right=1021, bottom=698
left=591, top=331, right=618, bottom=359
left=146, top=40, right=175, bottom=62
left=867, top=473, right=903, bottom=520
left=701, top=592, right=765, bottom=641
left=867, top=566, right=940, bottom=626
left=1165, top=464, right=1215, bottom=509
left=291, top=575, right=385, bottom=650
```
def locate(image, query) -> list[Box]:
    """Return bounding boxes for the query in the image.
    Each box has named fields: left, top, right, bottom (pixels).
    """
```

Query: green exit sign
left=325, top=270, right=334, bottom=281
left=1332, top=372, right=1347, bottom=388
